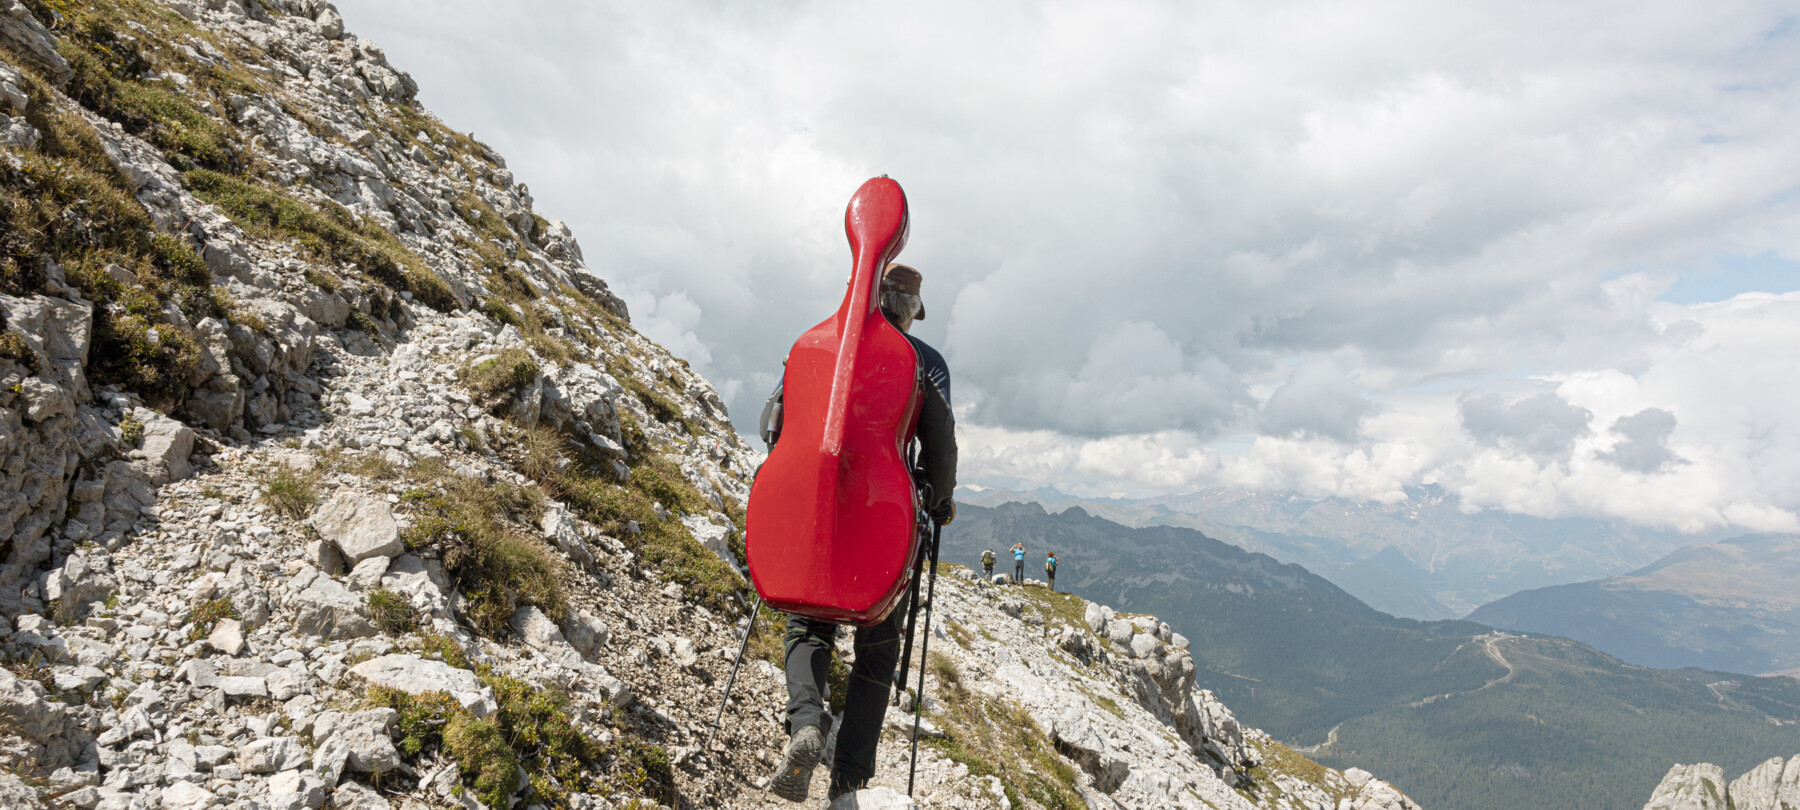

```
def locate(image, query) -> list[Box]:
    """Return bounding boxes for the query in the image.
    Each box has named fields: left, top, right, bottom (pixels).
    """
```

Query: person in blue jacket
left=1011, top=542, right=1026, bottom=585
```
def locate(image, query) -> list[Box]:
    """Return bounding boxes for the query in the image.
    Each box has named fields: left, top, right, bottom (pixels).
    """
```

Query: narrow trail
left=1410, top=633, right=1518, bottom=708
left=1295, top=723, right=1343, bottom=755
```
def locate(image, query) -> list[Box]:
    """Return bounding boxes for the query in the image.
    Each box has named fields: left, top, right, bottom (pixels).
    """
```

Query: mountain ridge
left=1468, top=534, right=1800, bottom=675
left=944, top=501, right=1800, bottom=810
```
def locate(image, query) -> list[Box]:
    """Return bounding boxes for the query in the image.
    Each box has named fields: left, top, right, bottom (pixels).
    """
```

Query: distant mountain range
left=943, top=502, right=1800, bottom=810
left=1468, top=534, right=1800, bottom=676
left=957, top=484, right=1722, bottom=618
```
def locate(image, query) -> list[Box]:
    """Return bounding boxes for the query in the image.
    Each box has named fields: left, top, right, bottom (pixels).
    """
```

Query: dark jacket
left=759, top=331, right=958, bottom=524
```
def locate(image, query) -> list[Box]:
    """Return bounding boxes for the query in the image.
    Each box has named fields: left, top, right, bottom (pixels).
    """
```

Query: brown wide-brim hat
left=883, top=262, right=925, bottom=320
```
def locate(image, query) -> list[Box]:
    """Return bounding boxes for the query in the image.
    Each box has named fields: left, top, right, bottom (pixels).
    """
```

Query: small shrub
left=0, top=330, right=39, bottom=375
left=367, top=588, right=418, bottom=635
left=445, top=712, right=521, bottom=807
left=260, top=467, right=319, bottom=519
left=118, top=416, right=145, bottom=447
left=365, top=685, right=460, bottom=756
left=185, top=598, right=237, bottom=643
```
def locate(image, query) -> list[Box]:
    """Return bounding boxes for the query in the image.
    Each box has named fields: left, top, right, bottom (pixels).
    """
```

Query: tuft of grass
left=415, top=631, right=470, bottom=670
left=923, top=693, right=1085, bottom=810
left=402, top=473, right=563, bottom=637
left=260, top=466, right=319, bottom=520
left=185, top=598, right=237, bottom=643
left=367, top=588, right=418, bottom=636
left=929, top=651, right=963, bottom=695
left=459, top=348, right=539, bottom=412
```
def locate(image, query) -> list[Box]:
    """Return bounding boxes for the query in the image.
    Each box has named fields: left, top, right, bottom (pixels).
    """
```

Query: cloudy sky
left=335, top=0, right=1800, bottom=534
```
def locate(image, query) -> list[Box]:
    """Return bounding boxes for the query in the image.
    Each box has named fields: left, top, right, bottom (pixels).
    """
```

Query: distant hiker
left=762, top=262, right=958, bottom=803
left=1045, top=551, right=1058, bottom=592
left=981, top=548, right=996, bottom=579
left=1011, top=542, right=1026, bottom=585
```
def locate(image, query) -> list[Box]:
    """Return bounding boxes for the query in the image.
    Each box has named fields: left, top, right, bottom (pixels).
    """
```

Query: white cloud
left=333, top=0, right=1800, bottom=532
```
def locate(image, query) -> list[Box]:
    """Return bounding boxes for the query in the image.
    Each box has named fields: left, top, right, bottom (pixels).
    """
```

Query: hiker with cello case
left=712, top=177, right=957, bottom=803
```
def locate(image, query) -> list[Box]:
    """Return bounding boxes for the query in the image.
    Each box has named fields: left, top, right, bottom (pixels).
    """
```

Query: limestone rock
left=561, top=609, right=610, bottom=661
left=829, top=786, right=917, bottom=810
left=0, top=0, right=71, bottom=87
left=314, top=708, right=403, bottom=775
left=287, top=567, right=377, bottom=639
left=330, top=781, right=391, bottom=810
left=268, top=769, right=327, bottom=810
left=348, top=653, right=496, bottom=717
left=1644, top=762, right=1729, bottom=810
left=161, top=782, right=217, bottom=810
left=239, top=736, right=308, bottom=774
left=0, top=772, right=41, bottom=809
left=309, top=492, right=403, bottom=563
left=208, top=617, right=246, bottom=656
left=1724, top=755, right=1800, bottom=810
left=133, top=408, right=196, bottom=484
left=0, top=667, right=86, bottom=767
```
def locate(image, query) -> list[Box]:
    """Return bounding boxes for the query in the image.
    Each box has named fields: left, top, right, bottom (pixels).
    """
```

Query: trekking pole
left=892, top=528, right=928, bottom=706
left=705, top=592, right=763, bottom=751
left=907, top=522, right=943, bottom=796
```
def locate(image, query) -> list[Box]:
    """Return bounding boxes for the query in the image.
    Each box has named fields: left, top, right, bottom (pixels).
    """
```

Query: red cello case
left=745, top=177, right=924, bottom=626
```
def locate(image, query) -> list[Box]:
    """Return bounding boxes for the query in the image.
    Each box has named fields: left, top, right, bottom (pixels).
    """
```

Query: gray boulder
left=560, top=609, right=610, bottom=662
left=0, top=293, right=92, bottom=398
left=287, top=567, right=377, bottom=639
left=348, top=654, right=496, bottom=717
left=309, top=493, right=402, bottom=563
left=133, top=408, right=196, bottom=484
left=0, top=667, right=87, bottom=767
left=267, top=769, right=327, bottom=810
left=239, top=736, right=308, bottom=774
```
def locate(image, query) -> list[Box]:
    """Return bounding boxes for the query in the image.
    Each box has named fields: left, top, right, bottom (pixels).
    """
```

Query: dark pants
left=982, top=564, right=993, bottom=578
left=1048, top=572, right=1055, bottom=591
left=1014, top=560, right=1024, bottom=583
left=783, top=591, right=910, bottom=785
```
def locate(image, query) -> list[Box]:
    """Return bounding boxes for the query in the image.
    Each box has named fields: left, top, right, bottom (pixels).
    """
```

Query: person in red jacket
left=760, top=263, right=958, bottom=802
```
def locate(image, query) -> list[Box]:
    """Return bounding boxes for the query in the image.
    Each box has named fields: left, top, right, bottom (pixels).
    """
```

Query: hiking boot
left=768, top=724, right=825, bottom=803
left=826, top=774, right=868, bottom=802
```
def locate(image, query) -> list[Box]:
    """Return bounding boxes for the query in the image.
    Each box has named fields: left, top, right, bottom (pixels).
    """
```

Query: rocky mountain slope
left=1470, top=534, right=1800, bottom=675
left=1638, top=754, right=1799, bottom=810
left=0, top=1, right=1427, bottom=808
left=944, top=502, right=1800, bottom=810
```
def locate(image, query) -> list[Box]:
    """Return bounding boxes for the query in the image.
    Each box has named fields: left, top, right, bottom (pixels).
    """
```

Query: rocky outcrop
left=1642, top=756, right=1800, bottom=810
